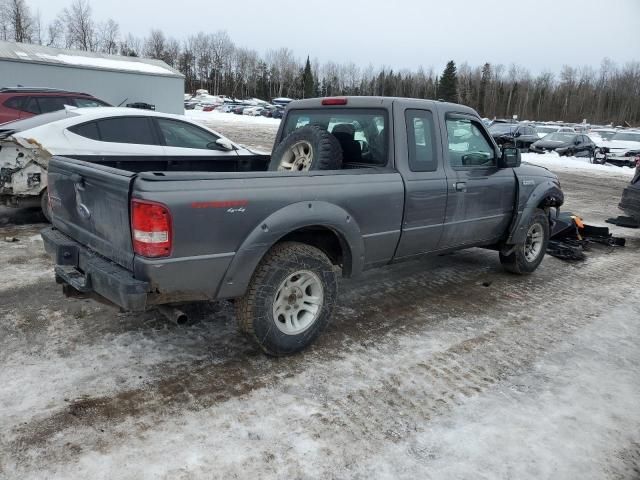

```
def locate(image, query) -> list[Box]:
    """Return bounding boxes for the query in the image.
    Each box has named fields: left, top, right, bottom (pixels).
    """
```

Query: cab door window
left=446, top=118, right=495, bottom=167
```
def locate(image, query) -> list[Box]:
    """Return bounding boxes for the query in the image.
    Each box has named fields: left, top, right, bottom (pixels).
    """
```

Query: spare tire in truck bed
left=269, top=125, right=343, bottom=171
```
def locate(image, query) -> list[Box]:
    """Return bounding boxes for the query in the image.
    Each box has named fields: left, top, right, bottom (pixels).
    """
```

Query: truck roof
left=288, top=96, right=478, bottom=116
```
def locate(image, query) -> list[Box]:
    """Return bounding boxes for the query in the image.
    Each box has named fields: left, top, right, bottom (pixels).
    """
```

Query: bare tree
left=97, top=18, right=119, bottom=54
left=1, top=0, right=35, bottom=43
left=62, top=0, right=96, bottom=51
left=144, top=29, right=166, bottom=60
left=45, top=15, right=64, bottom=47
left=119, top=33, right=141, bottom=56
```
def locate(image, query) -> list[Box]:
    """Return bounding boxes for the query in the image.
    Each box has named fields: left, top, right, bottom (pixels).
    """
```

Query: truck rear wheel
left=236, top=241, right=338, bottom=356
left=499, top=209, right=549, bottom=274
left=269, top=125, right=343, bottom=172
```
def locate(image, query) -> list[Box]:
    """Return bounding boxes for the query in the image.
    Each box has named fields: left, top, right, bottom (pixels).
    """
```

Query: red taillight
left=131, top=199, right=172, bottom=258
left=321, top=97, right=348, bottom=106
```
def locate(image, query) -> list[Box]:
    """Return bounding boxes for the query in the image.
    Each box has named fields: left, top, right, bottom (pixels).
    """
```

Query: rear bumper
left=41, top=227, right=150, bottom=311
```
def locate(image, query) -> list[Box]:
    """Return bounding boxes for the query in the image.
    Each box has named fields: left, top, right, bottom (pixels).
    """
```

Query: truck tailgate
left=47, top=156, right=136, bottom=270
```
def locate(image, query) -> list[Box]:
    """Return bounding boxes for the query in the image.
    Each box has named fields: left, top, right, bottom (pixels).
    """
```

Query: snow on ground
left=185, top=109, right=281, bottom=126
left=0, top=224, right=52, bottom=290
left=523, top=151, right=636, bottom=177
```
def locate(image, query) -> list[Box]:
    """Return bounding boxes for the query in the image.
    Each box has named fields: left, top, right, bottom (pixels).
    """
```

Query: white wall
left=0, top=60, right=184, bottom=114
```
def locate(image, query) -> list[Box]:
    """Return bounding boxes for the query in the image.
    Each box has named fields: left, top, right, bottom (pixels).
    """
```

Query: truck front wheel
left=499, top=209, right=549, bottom=274
left=236, top=241, right=338, bottom=356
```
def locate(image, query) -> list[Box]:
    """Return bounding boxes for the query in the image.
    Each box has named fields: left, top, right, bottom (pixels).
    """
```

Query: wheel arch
left=217, top=201, right=364, bottom=299
left=507, top=181, right=563, bottom=245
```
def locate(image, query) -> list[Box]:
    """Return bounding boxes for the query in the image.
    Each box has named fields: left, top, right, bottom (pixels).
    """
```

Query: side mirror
left=574, top=139, right=580, bottom=145
left=514, top=131, right=521, bottom=137
left=499, top=147, right=521, bottom=168
left=211, top=138, right=234, bottom=151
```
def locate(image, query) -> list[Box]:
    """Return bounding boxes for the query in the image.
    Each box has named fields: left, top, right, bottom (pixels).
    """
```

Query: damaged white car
left=0, top=107, right=257, bottom=220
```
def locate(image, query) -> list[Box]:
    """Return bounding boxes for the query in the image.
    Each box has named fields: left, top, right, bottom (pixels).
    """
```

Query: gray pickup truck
left=41, top=97, right=564, bottom=355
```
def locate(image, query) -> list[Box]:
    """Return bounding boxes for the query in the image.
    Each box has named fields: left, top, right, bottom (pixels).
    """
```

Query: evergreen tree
left=438, top=60, right=458, bottom=103
left=301, top=56, right=314, bottom=98
left=478, top=62, right=491, bottom=115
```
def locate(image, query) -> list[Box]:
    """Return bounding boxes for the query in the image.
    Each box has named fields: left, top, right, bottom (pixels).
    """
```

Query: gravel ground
left=0, top=119, right=638, bottom=479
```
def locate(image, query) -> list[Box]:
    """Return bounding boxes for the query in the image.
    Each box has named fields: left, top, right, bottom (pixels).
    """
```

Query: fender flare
left=506, top=181, right=564, bottom=245
left=216, top=201, right=365, bottom=299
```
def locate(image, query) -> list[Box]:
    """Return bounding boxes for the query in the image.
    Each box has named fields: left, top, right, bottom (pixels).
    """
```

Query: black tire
left=499, top=208, right=549, bottom=274
left=269, top=125, right=343, bottom=172
left=40, top=188, right=51, bottom=222
left=236, top=241, right=338, bottom=356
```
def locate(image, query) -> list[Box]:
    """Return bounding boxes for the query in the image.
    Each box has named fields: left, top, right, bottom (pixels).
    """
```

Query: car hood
left=601, top=139, right=640, bottom=152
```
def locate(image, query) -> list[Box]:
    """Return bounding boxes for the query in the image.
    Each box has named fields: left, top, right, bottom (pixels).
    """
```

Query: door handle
left=454, top=182, right=467, bottom=192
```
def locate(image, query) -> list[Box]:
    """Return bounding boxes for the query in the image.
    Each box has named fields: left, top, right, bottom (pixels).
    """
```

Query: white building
left=0, top=41, right=184, bottom=114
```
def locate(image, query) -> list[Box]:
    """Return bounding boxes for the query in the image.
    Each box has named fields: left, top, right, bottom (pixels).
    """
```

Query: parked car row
left=485, top=117, right=640, bottom=166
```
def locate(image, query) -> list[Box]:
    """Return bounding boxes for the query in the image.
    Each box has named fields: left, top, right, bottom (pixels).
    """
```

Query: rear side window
left=36, top=96, right=72, bottom=113
left=405, top=109, right=437, bottom=172
left=3, top=96, right=24, bottom=110
left=68, top=122, right=100, bottom=140
left=23, top=97, right=40, bottom=114
left=96, top=117, right=157, bottom=145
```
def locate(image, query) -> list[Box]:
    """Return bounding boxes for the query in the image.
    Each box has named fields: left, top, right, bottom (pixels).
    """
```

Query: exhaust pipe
left=157, top=305, right=188, bottom=325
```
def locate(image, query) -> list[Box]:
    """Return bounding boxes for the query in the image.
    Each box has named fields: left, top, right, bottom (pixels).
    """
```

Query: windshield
left=592, top=130, right=616, bottom=140
left=0, top=109, right=79, bottom=132
left=545, top=133, right=576, bottom=142
left=611, top=132, right=640, bottom=143
left=489, top=123, right=515, bottom=134
left=283, top=108, right=388, bottom=165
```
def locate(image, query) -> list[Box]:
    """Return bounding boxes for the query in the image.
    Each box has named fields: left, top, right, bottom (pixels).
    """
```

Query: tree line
left=1, top=0, right=639, bottom=125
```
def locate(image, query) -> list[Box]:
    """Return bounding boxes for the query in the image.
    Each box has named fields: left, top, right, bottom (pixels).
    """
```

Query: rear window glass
left=406, top=109, right=437, bottom=172
left=283, top=108, right=388, bottom=166
left=37, top=96, right=72, bottom=113
left=96, top=117, right=157, bottom=145
left=23, top=97, right=40, bottom=114
left=74, top=97, right=109, bottom=108
left=68, top=121, right=100, bottom=140
left=3, top=96, right=24, bottom=110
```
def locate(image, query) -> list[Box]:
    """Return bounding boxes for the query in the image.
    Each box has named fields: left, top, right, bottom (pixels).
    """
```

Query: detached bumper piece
left=41, top=227, right=150, bottom=311
left=547, top=212, right=625, bottom=261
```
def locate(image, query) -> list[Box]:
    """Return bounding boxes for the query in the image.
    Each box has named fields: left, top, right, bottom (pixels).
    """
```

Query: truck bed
left=46, top=155, right=405, bottom=307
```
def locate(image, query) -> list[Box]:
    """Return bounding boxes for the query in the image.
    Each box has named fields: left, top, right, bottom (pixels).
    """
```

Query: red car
left=0, top=87, right=110, bottom=124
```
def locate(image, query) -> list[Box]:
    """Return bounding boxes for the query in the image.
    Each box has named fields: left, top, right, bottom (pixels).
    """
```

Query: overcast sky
left=27, top=0, right=640, bottom=74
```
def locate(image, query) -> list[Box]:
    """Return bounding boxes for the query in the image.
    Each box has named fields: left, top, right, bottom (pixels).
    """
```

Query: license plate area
left=56, top=244, right=79, bottom=266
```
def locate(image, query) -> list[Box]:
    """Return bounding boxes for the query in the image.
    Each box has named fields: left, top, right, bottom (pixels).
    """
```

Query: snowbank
left=522, top=152, right=635, bottom=177
left=185, top=110, right=281, bottom=126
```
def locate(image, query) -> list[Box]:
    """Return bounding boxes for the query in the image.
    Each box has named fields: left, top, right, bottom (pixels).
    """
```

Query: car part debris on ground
left=548, top=212, right=625, bottom=261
